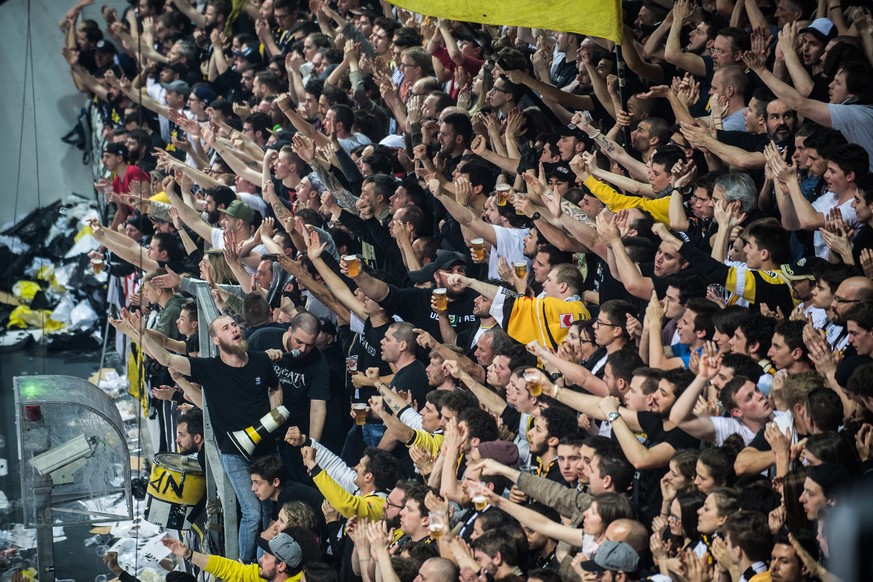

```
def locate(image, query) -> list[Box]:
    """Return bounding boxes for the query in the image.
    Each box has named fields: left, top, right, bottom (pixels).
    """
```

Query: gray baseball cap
left=257, top=532, right=303, bottom=568
left=580, top=541, right=640, bottom=573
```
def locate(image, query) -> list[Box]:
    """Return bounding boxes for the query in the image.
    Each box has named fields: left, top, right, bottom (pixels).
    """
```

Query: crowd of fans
left=59, top=0, right=873, bottom=580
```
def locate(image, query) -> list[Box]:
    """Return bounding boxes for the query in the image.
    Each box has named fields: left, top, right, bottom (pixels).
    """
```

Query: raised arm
left=664, top=0, right=707, bottom=77
left=444, top=361, right=507, bottom=416
left=487, top=493, right=583, bottom=547
left=680, top=122, right=765, bottom=170
left=668, top=358, right=720, bottom=441
left=166, top=188, right=215, bottom=242
left=428, top=178, right=497, bottom=245
left=527, top=341, right=608, bottom=396
left=743, top=51, right=831, bottom=127
left=304, top=228, right=365, bottom=320
left=597, top=213, right=655, bottom=299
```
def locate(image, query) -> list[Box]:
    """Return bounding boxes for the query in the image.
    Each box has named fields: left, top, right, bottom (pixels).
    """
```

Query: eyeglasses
left=834, top=296, right=863, bottom=304
left=400, top=62, right=417, bottom=68
left=385, top=501, right=405, bottom=510
left=594, top=319, right=623, bottom=328
left=668, top=513, right=681, bottom=523
left=490, top=86, right=510, bottom=94
left=711, top=47, right=737, bottom=56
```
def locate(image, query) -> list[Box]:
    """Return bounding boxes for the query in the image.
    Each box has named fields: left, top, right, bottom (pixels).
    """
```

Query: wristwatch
left=607, top=412, right=621, bottom=423
left=530, top=212, right=541, bottom=220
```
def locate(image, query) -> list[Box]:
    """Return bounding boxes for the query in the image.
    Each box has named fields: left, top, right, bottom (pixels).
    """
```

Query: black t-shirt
left=273, top=349, right=331, bottom=433
left=633, top=412, right=700, bottom=526
left=379, top=286, right=479, bottom=342
left=358, top=318, right=392, bottom=376
left=852, top=224, right=873, bottom=267
left=186, top=352, right=279, bottom=456
left=390, top=360, right=430, bottom=411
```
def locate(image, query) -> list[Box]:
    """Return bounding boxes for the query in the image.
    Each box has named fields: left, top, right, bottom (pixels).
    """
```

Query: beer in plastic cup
left=91, top=259, right=105, bottom=274
left=470, top=238, right=485, bottom=262
left=514, top=192, right=526, bottom=215
left=346, top=355, right=359, bottom=372
left=428, top=511, right=447, bottom=539
left=524, top=372, right=543, bottom=397
left=472, top=495, right=488, bottom=511
left=352, top=403, right=368, bottom=426
left=433, top=288, right=448, bottom=312
left=344, top=255, right=360, bottom=277
left=513, top=261, right=527, bottom=279
left=495, top=183, right=510, bottom=206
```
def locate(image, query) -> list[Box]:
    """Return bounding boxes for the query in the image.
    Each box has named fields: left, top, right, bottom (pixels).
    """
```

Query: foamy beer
left=513, top=261, right=527, bottom=279
left=495, top=183, right=510, bottom=206
left=91, top=259, right=105, bottom=274
left=524, top=371, right=543, bottom=397
left=428, top=511, right=447, bottom=539
left=352, top=403, right=368, bottom=426
left=470, top=238, right=485, bottom=262
left=343, top=255, right=360, bottom=277
left=471, top=482, right=488, bottom=511
left=433, top=288, right=448, bottom=312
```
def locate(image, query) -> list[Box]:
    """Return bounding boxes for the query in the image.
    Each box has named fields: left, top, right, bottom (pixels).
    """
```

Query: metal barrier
left=86, top=105, right=240, bottom=559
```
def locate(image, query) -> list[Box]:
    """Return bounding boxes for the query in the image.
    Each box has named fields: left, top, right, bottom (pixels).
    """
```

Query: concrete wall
left=0, top=0, right=127, bottom=228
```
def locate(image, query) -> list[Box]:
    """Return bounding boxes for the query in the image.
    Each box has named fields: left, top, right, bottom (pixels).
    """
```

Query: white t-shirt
left=487, top=225, right=530, bottom=280
left=811, top=192, right=857, bottom=258
left=209, top=227, right=267, bottom=275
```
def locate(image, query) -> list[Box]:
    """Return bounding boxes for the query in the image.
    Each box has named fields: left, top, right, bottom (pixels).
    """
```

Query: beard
left=178, top=442, right=198, bottom=455
left=207, top=209, right=221, bottom=225
left=218, top=337, right=248, bottom=357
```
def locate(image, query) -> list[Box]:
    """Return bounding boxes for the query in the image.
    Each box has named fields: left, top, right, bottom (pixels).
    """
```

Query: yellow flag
left=387, top=0, right=623, bottom=44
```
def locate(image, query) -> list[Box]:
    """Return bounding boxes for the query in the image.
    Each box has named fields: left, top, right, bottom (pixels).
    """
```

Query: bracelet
left=554, top=386, right=562, bottom=400
left=185, top=549, right=193, bottom=559
left=360, top=558, right=372, bottom=563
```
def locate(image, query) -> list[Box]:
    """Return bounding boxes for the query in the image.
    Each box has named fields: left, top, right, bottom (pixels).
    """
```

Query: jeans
left=219, top=453, right=260, bottom=563
left=340, top=423, right=386, bottom=466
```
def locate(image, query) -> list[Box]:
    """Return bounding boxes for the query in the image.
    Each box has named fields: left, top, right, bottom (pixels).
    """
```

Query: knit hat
left=477, top=440, right=519, bottom=466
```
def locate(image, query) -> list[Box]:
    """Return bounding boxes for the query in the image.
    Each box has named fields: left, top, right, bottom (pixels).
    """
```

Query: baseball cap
left=545, top=162, right=574, bottom=183
left=780, top=257, right=826, bottom=281
left=800, top=18, right=837, bottom=43
left=161, top=80, right=191, bottom=96
left=103, top=142, right=128, bottom=157
left=95, top=39, right=117, bottom=54
left=318, top=317, right=338, bottom=337
left=407, top=250, right=468, bottom=284
left=218, top=200, right=255, bottom=224
left=232, top=46, right=262, bottom=65
left=192, top=84, right=217, bottom=104
left=580, top=541, right=640, bottom=573
left=257, top=533, right=303, bottom=568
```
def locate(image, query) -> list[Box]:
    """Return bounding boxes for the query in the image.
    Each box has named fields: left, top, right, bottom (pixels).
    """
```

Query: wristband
left=185, top=549, right=193, bottom=559
left=554, top=386, right=562, bottom=401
